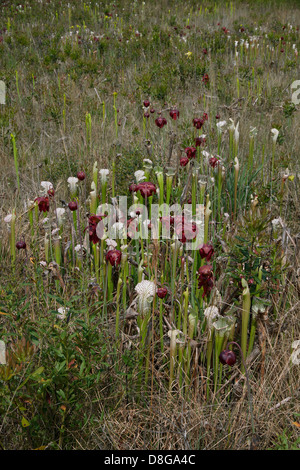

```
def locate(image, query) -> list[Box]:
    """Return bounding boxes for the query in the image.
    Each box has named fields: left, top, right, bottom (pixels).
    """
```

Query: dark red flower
left=106, top=249, right=122, bottom=267
left=202, top=74, right=209, bottom=84
left=16, top=240, right=26, bottom=250
left=215, top=113, right=220, bottom=119
left=195, top=136, right=206, bottom=147
left=157, top=287, right=168, bottom=299
left=169, top=108, right=180, bottom=120
left=185, top=146, right=197, bottom=159
left=77, top=171, right=86, bottom=181
left=174, top=215, right=197, bottom=243
left=202, top=112, right=208, bottom=121
left=129, top=183, right=137, bottom=193
left=35, top=196, right=50, bottom=213
left=47, top=188, right=55, bottom=198
left=180, top=157, right=189, bottom=167
left=193, top=118, right=204, bottom=129
left=135, top=182, right=156, bottom=198
left=219, top=349, right=236, bottom=366
left=150, top=108, right=155, bottom=114
left=155, top=116, right=167, bottom=128
left=144, top=112, right=150, bottom=118
left=197, top=264, right=214, bottom=298
left=68, top=201, right=78, bottom=211
left=143, top=100, right=150, bottom=107
left=199, top=243, right=214, bottom=261
left=209, top=156, right=219, bottom=168
left=202, top=48, right=208, bottom=54
left=88, top=215, right=105, bottom=244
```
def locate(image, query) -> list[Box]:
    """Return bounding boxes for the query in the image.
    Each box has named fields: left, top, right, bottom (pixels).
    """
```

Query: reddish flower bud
left=219, top=349, right=236, bottom=366
left=193, top=118, right=204, bottom=129
left=209, top=156, right=219, bottom=168
left=129, top=183, right=137, bottom=193
left=16, top=240, right=26, bottom=250
left=68, top=201, right=78, bottom=211
left=47, top=188, right=55, bottom=198
left=157, top=287, right=168, bottom=299
left=195, top=136, right=206, bottom=147
left=143, top=99, right=150, bottom=108
left=77, top=171, right=86, bottom=181
left=197, top=264, right=214, bottom=298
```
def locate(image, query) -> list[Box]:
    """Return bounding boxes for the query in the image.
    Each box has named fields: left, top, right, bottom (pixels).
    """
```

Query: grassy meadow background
left=0, top=0, right=300, bottom=450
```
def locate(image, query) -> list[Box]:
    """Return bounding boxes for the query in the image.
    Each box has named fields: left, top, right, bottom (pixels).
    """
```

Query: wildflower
left=135, top=182, right=156, bottom=198
left=99, top=169, right=109, bottom=183
left=193, top=118, right=204, bottom=129
left=180, top=157, right=189, bottom=167
left=199, top=243, right=214, bottom=261
left=219, top=349, right=236, bottom=366
left=216, top=120, right=227, bottom=134
left=35, top=196, right=50, bottom=213
left=135, top=280, right=156, bottom=315
left=56, top=208, right=66, bottom=226
left=271, top=128, right=279, bottom=143
left=174, top=215, right=197, bottom=243
left=77, top=171, right=86, bottom=181
left=143, top=99, right=150, bottom=107
left=185, top=146, right=197, bottom=159
left=16, top=240, right=26, bottom=250
left=88, top=215, right=105, bottom=244
left=57, top=307, right=69, bottom=321
left=68, top=201, right=78, bottom=211
left=185, top=51, right=192, bottom=58
left=169, top=108, right=180, bottom=120
left=197, top=264, right=214, bottom=298
left=41, top=181, right=53, bottom=193
left=202, top=73, right=209, bottom=84
left=157, top=287, right=168, bottom=299
left=195, top=135, right=206, bottom=147
left=155, top=116, right=167, bottom=128
left=67, top=177, right=79, bottom=196
left=106, top=249, right=122, bottom=267
left=209, top=156, right=219, bottom=168
left=134, top=170, right=146, bottom=183
left=129, top=183, right=137, bottom=192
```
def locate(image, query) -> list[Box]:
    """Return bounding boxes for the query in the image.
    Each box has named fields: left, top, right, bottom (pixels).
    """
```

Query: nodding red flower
left=129, top=183, right=137, bottom=193
left=106, top=249, right=122, bottom=267
left=155, top=116, right=167, bottom=128
left=193, top=118, right=204, bottom=129
left=88, top=215, right=105, bottom=244
left=209, top=156, right=220, bottom=168
left=199, top=243, right=214, bottom=262
left=144, top=112, right=150, bottom=118
left=202, top=74, right=209, bottom=84
left=180, top=156, right=189, bottom=167
left=35, top=196, right=50, bottom=213
left=127, top=217, right=138, bottom=239
left=174, top=215, right=197, bottom=243
left=195, top=136, right=206, bottom=147
left=185, top=146, right=197, bottom=159
left=240, top=27, right=245, bottom=32
left=219, top=349, right=236, bottom=366
left=202, top=112, right=208, bottom=121
left=16, top=240, right=26, bottom=250
left=135, top=181, right=156, bottom=198
left=202, top=48, right=208, bottom=54
left=197, top=264, right=214, bottom=298
left=68, top=201, right=78, bottom=211
left=150, top=108, right=155, bottom=114
left=47, top=188, right=55, bottom=198
left=157, top=287, right=168, bottom=299
left=169, top=108, right=180, bottom=120
left=143, top=100, right=150, bottom=107
left=77, top=171, right=86, bottom=181
left=215, top=113, right=220, bottom=119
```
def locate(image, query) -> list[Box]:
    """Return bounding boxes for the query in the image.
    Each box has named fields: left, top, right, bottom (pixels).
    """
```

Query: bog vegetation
left=0, top=0, right=299, bottom=450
